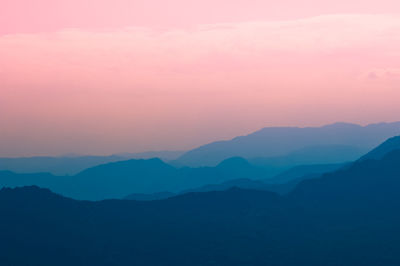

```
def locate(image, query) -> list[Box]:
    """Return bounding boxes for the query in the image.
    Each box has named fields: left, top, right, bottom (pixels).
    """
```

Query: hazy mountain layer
left=176, top=122, right=400, bottom=166
left=124, top=163, right=343, bottom=200
left=0, top=157, right=272, bottom=200
left=0, top=151, right=184, bottom=176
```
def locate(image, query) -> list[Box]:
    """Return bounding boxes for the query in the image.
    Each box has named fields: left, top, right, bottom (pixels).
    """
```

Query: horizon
left=1, top=120, right=399, bottom=158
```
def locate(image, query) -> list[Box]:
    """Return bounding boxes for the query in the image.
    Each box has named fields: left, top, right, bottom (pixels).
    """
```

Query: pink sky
left=1, top=0, right=400, bottom=156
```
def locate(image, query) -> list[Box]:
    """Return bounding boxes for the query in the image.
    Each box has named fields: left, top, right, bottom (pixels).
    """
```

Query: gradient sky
left=1, top=0, right=400, bottom=157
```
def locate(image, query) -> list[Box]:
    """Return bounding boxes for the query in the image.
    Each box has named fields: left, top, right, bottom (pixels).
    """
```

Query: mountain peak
left=217, top=157, right=251, bottom=168
left=0, top=185, right=63, bottom=202
left=77, top=157, right=173, bottom=175
left=321, top=122, right=361, bottom=128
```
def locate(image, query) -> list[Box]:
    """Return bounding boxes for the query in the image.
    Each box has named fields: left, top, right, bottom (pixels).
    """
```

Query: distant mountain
left=115, top=150, right=185, bottom=161
left=3, top=133, right=400, bottom=201
left=181, top=178, right=293, bottom=195
left=3, top=147, right=400, bottom=265
left=124, top=163, right=344, bottom=200
left=0, top=171, right=67, bottom=190
left=72, top=158, right=178, bottom=199
left=0, top=157, right=358, bottom=201
left=359, top=135, right=400, bottom=161
left=265, top=163, right=345, bottom=184
left=249, top=145, right=362, bottom=167
left=176, top=122, right=400, bottom=167
left=0, top=155, right=125, bottom=175
left=124, top=179, right=271, bottom=201
left=73, top=157, right=273, bottom=200
left=0, top=151, right=185, bottom=176
left=0, top=157, right=273, bottom=200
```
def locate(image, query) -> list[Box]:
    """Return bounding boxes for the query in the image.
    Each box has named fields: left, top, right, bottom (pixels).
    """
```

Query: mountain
left=291, top=149, right=400, bottom=211
left=2, top=148, right=400, bottom=265
left=0, top=151, right=185, bottom=176
left=181, top=178, right=291, bottom=195
left=0, top=155, right=125, bottom=175
left=124, top=178, right=272, bottom=200
left=0, top=157, right=273, bottom=200
left=265, top=163, right=344, bottom=184
left=0, top=186, right=288, bottom=266
left=0, top=158, right=353, bottom=201
left=0, top=171, right=67, bottom=190
left=114, top=150, right=185, bottom=161
left=249, top=145, right=362, bottom=167
left=72, top=158, right=178, bottom=199
left=72, top=157, right=273, bottom=200
left=124, top=191, right=176, bottom=201
left=176, top=122, right=400, bottom=167
left=2, top=133, right=399, bottom=201
left=359, top=135, right=400, bottom=161
left=124, top=163, right=344, bottom=200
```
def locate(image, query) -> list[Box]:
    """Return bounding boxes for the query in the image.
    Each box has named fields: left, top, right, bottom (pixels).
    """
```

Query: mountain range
left=0, top=157, right=273, bottom=200
left=125, top=163, right=343, bottom=200
left=2, top=122, right=399, bottom=176
left=2, top=135, right=399, bottom=201
left=2, top=137, right=400, bottom=265
left=175, top=121, right=400, bottom=167
left=0, top=151, right=184, bottom=176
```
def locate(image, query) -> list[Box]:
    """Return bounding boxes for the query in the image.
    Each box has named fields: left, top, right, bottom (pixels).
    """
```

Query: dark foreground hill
left=2, top=149, right=400, bottom=265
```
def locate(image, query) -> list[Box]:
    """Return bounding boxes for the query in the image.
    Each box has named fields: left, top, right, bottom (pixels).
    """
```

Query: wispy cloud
left=1, top=14, right=400, bottom=156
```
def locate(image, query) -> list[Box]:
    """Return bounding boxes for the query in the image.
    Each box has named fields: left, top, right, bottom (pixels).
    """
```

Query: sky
left=1, top=0, right=400, bottom=157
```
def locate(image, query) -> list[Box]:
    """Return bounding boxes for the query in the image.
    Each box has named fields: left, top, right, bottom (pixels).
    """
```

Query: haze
left=1, top=0, right=400, bottom=157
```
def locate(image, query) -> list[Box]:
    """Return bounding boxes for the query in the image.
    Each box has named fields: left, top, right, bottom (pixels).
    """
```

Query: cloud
left=1, top=13, right=399, bottom=96
left=1, top=14, right=400, bottom=59
left=0, top=14, right=399, bottom=95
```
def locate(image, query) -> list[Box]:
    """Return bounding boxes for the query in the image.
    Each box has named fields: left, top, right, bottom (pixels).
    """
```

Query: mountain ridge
left=176, top=121, right=400, bottom=167
left=2, top=145, right=400, bottom=265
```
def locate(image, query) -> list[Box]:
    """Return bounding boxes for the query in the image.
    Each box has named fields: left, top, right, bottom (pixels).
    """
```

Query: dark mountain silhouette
left=0, top=151, right=184, bottom=176
left=2, top=146, right=400, bottom=265
left=124, top=191, right=176, bottom=201
left=0, top=186, right=290, bottom=266
left=176, top=122, right=400, bottom=167
left=291, top=149, right=400, bottom=212
left=359, top=135, right=400, bottom=161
